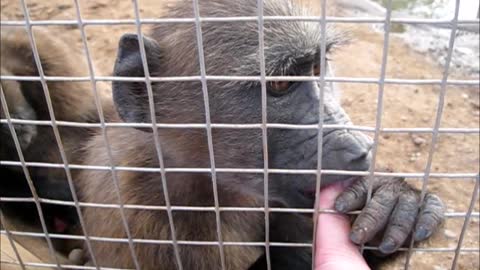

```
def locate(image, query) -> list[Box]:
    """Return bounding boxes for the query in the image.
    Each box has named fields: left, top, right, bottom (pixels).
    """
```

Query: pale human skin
left=315, top=182, right=370, bottom=270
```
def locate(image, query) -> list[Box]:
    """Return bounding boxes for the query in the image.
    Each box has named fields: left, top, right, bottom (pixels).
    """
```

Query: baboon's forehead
left=154, top=0, right=340, bottom=76
left=166, top=0, right=296, bottom=17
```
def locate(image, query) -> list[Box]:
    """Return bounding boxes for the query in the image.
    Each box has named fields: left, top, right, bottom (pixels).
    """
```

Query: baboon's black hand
left=412, top=193, right=445, bottom=242
left=334, top=176, right=445, bottom=254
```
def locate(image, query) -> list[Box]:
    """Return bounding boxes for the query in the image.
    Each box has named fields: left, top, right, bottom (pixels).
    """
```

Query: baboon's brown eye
left=313, top=64, right=320, bottom=76
left=269, top=81, right=292, bottom=95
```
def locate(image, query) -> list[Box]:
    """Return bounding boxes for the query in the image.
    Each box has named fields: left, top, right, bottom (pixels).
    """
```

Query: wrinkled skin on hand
left=334, top=176, right=445, bottom=254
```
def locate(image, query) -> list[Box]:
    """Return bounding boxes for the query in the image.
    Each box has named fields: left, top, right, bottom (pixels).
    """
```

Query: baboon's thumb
left=315, top=182, right=370, bottom=270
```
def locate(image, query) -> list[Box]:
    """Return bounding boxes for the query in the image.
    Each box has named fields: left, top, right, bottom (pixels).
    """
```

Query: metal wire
left=2, top=226, right=480, bottom=254
left=191, top=0, right=227, bottom=269
left=256, top=0, right=272, bottom=269
left=1, top=160, right=478, bottom=178
left=71, top=0, right=142, bottom=267
left=404, top=0, right=463, bottom=268
left=2, top=6, right=60, bottom=267
left=360, top=0, right=393, bottom=255
left=1, top=118, right=479, bottom=134
left=3, top=227, right=480, bottom=251
left=311, top=0, right=328, bottom=268
left=1, top=0, right=479, bottom=269
left=3, top=244, right=479, bottom=270
left=1, top=16, right=479, bottom=26
left=1, top=74, right=479, bottom=86
left=451, top=175, right=480, bottom=270
left=130, top=0, right=185, bottom=268
left=0, top=196, right=478, bottom=217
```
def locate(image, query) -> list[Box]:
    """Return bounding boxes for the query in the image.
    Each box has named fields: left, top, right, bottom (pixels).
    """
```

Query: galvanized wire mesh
left=0, top=0, right=479, bottom=269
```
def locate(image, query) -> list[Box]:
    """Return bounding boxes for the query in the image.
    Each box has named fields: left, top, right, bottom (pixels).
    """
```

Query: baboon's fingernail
left=350, top=228, right=366, bottom=244
left=379, top=237, right=396, bottom=254
left=414, top=226, right=430, bottom=241
left=334, top=200, right=347, bottom=212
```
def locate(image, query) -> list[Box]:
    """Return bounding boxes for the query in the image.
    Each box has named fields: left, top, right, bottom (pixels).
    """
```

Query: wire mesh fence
left=0, top=0, right=479, bottom=269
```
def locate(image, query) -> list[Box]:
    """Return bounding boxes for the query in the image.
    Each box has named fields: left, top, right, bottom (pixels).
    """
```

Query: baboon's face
left=112, top=0, right=372, bottom=205
left=266, top=78, right=372, bottom=183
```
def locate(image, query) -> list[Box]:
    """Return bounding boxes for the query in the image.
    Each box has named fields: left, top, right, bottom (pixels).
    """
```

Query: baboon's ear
left=112, top=33, right=161, bottom=127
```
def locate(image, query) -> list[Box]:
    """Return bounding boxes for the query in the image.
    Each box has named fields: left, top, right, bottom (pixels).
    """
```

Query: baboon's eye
left=313, top=64, right=320, bottom=76
left=314, top=57, right=332, bottom=75
left=269, top=81, right=292, bottom=95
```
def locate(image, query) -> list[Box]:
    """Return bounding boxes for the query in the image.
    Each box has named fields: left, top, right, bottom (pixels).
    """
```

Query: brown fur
left=1, top=67, right=37, bottom=151
left=1, top=27, right=112, bottom=121
left=0, top=27, right=114, bottom=253
left=77, top=128, right=264, bottom=269
left=1, top=26, right=114, bottom=178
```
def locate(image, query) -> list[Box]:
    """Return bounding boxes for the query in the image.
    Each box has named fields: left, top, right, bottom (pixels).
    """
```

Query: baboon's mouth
left=303, top=176, right=358, bottom=199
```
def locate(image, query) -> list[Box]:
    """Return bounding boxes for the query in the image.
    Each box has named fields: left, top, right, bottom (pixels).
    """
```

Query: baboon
left=72, top=0, right=445, bottom=269
left=0, top=27, right=114, bottom=242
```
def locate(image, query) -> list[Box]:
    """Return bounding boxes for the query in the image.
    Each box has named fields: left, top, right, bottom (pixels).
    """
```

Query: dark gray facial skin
left=267, top=78, right=373, bottom=173
left=113, top=0, right=372, bottom=209
left=266, top=79, right=373, bottom=207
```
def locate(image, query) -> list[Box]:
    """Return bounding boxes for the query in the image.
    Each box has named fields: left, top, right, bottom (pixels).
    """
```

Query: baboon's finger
left=68, top=248, right=86, bottom=265
left=379, top=189, right=419, bottom=254
left=350, top=182, right=400, bottom=245
left=414, top=193, right=445, bottom=241
left=334, top=177, right=369, bottom=213
left=335, top=176, right=402, bottom=213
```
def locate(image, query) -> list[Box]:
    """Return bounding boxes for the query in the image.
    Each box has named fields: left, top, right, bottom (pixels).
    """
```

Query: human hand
left=315, top=181, right=370, bottom=270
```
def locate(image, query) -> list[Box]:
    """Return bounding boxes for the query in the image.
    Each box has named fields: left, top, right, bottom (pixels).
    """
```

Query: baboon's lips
left=304, top=177, right=358, bottom=199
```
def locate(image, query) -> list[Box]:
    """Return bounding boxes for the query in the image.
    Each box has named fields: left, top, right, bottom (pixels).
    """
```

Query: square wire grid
left=0, top=0, right=479, bottom=269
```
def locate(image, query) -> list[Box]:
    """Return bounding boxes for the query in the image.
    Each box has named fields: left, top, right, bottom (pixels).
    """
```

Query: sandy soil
left=1, top=0, right=479, bottom=269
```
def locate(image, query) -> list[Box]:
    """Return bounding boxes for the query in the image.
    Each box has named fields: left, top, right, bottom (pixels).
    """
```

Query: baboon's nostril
left=348, top=147, right=371, bottom=164
left=323, top=130, right=373, bottom=172
left=345, top=134, right=373, bottom=170
left=351, top=150, right=369, bottom=163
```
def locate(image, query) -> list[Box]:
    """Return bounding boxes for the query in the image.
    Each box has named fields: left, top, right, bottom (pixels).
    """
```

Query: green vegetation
left=372, top=0, right=443, bottom=32
left=372, top=0, right=436, bottom=11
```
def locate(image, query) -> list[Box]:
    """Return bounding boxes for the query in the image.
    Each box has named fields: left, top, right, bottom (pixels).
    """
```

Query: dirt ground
left=1, top=0, right=479, bottom=269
